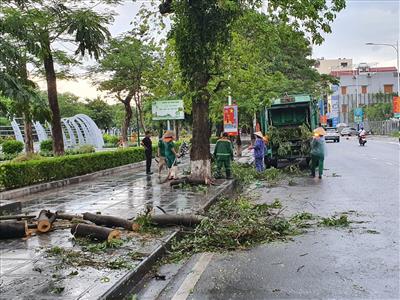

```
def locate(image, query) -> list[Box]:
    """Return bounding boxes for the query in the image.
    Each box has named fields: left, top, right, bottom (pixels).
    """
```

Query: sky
left=44, top=0, right=400, bottom=100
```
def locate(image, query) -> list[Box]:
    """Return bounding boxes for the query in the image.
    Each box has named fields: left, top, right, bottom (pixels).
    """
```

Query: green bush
left=2, top=140, right=24, bottom=155
left=12, top=153, right=44, bottom=162
left=40, top=140, right=53, bottom=152
left=65, top=145, right=95, bottom=155
left=0, top=136, right=14, bottom=145
left=0, top=147, right=147, bottom=190
left=103, top=134, right=119, bottom=145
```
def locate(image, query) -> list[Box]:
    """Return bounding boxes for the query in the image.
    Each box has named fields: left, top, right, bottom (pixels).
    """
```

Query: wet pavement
left=151, top=136, right=399, bottom=299
left=0, top=158, right=232, bottom=299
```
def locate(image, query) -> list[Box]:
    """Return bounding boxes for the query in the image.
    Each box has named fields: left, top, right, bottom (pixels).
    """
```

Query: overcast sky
left=47, top=0, right=400, bottom=99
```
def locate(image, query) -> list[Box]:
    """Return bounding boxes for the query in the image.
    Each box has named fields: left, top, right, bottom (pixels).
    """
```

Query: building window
left=384, top=84, right=393, bottom=94
left=341, top=86, right=347, bottom=95
left=361, top=85, right=367, bottom=94
left=341, top=62, right=348, bottom=68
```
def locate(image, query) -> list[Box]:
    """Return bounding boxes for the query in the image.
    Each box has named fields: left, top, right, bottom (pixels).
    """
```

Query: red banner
left=320, top=115, right=327, bottom=125
left=393, top=96, right=400, bottom=118
left=223, top=105, right=238, bottom=136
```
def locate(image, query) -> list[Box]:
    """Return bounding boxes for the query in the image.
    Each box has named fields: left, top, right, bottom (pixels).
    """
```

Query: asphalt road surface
left=139, top=136, right=399, bottom=300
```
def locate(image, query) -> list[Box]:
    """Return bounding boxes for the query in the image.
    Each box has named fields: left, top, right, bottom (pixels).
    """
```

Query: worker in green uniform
left=214, top=132, right=234, bottom=179
left=163, top=131, right=178, bottom=180
left=310, top=133, right=325, bottom=179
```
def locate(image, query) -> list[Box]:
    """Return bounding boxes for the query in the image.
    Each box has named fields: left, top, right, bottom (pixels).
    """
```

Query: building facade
left=330, top=66, right=398, bottom=125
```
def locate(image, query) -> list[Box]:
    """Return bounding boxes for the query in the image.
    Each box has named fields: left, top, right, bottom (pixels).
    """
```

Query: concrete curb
left=99, top=179, right=237, bottom=300
left=99, top=230, right=180, bottom=300
left=0, top=161, right=146, bottom=200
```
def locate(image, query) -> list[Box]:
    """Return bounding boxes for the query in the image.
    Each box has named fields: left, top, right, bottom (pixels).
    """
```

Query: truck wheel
left=265, top=158, right=271, bottom=169
left=271, top=158, right=278, bottom=168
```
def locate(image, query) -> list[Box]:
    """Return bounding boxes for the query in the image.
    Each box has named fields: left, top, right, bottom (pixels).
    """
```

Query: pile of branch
left=1, top=208, right=204, bottom=241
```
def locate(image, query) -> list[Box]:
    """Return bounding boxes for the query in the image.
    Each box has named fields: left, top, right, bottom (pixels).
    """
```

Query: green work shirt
left=311, top=138, right=325, bottom=157
left=214, top=138, right=233, bottom=160
left=164, top=141, right=176, bottom=161
left=158, top=139, right=166, bottom=157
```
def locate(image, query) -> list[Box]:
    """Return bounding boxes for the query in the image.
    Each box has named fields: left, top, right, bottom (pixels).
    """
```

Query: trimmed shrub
left=103, top=134, right=119, bottom=146
left=2, top=140, right=24, bottom=155
left=40, top=140, right=53, bottom=152
left=0, top=147, right=146, bottom=190
left=65, top=145, right=95, bottom=155
left=12, top=153, right=44, bottom=162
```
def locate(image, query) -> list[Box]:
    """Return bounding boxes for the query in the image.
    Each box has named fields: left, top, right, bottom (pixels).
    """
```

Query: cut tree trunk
left=0, top=215, right=36, bottom=221
left=0, top=221, right=28, bottom=239
left=23, top=114, right=34, bottom=154
left=42, top=37, right=64, bottom=155
left=190, top=97, right=211, bottom=180
left=55, top=213, right=83, bottom=221
left=37, top=210, right=52, bottom=233
left=82, top=212, right=136, bottom=231
left=150, top=214, right=204, bottom=227
left=70, top=224, right=120, bottom=242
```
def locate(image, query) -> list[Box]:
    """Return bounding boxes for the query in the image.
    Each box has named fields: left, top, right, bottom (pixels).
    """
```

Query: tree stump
left=70, top=224, right=120, bottom=242
left=0, top=221, right=28, bottom=239
left=82, top=212, right=136, bottom=231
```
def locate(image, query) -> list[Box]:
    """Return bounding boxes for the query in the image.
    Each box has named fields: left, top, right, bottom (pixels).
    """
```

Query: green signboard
left=152, top=100, right=185, bottom=120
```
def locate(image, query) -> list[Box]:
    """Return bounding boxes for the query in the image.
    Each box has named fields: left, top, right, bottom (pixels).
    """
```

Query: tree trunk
left=122, top=101, right=132, bottom=147
left=190, top=96, right=211, bottom=180
left=42, top=36, right=64, bottom=155
left=23, top=113, right=34, bottom=154
left=135, top=92, right=146, bottom=133
left=70, top=224, right=120, bottom=242
left=174, top=120, right=179, bottom=141
left=216, top=122, right=223, bottom=137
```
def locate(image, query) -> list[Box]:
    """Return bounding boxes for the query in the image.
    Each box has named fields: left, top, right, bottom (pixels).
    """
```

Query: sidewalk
left=0, top=160, right=235, bottom=299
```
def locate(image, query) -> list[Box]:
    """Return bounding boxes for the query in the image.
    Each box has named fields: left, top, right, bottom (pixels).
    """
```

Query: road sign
left=152, top=100, right=185, bottom=120
left=223, top=105, right=238, bottom=135
left=393, top=96, right=400, bottom=118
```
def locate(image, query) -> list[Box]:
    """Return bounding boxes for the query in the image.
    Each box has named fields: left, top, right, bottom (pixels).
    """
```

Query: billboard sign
left=152, top=100, right=185, bottom=120
left=223, top=105, right=238, bottom=135
left=393, top=96, right=400, bottom=118
left=354, top=107, right=363, bottom=123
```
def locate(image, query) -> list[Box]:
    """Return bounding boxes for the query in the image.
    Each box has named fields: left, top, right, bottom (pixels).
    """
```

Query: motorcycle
left=358, top=134, right=367, bottom=146
left=178, top=141, right=190, bottom=158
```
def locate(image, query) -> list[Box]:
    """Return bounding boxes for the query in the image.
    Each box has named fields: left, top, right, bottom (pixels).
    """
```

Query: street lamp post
left=366, top=41, right=400, bottom=96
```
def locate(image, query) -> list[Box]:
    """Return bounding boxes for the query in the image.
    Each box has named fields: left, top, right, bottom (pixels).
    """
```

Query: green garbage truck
left=261, top=94, right=319, bottom=168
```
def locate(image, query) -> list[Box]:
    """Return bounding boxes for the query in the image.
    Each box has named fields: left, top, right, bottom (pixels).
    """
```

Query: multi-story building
left=329, top=64, right=398, bottom=125
left=315, top=58, right=353, bottom=75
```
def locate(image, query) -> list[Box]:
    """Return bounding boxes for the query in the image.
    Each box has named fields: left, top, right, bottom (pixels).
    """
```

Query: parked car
left=325, top=127, right=340, bottom=142
left=341, top=127, right=359, bottom=136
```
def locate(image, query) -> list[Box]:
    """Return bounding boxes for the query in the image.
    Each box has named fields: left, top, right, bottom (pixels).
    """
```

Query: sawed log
left=37, top=210, right=52, bottom=233
left=55, top=212, right=82, bottom=221
left=0, top=215, right=36, bottom=221
left=82, top=212, right=136, bottom=231
left=70, top=223, right=120, bottom=242
left=0, top=221, right=28, bottom=239
left=150, top=214, right=204, bottom=227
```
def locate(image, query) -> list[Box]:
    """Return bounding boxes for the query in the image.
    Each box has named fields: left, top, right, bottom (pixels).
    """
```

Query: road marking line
left=385, top=162, right=393, bottom=166
left=371, top=157, right=377, bottom=160
left=171, top=253, right=214, bottom=300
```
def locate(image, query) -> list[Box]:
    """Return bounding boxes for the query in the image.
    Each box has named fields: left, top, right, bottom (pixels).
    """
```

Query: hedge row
left=0, top=147, right=148, bottom=190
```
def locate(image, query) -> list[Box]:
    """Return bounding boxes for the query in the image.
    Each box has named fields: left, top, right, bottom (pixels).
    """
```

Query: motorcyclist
left=358, top=127, right=367, bottom=145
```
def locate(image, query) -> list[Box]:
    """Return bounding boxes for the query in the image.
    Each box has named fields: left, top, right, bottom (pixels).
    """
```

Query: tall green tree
left=157, top=0, right=346, bottom=179
left=0, top=37, right=50, bottom=153
left=93, top=35, right=156, bottom=146
left=85, top=97, right=114, bottom=130
left=0, top=0, right=117, bottom=155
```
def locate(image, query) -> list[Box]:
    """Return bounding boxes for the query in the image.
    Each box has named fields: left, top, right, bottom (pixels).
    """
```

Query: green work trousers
left=311, top=154, right=324, bottom=177
left=216, top=157, right=232, bottom=178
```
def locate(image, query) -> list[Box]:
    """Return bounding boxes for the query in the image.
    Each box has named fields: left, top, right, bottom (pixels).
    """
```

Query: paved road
left=147, top=136, right=399, bottom=299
